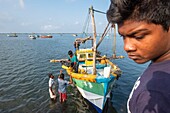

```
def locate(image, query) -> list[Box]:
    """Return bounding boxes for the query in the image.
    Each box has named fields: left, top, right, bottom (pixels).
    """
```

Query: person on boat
left=74, top=41, right=80, bottom=51
left=107, top=0, right=170, bottom=113
left=58, top=70, right=72, bottom=103
left=68, top=50, right=79, bottom=73
left=48, top=73, right=56, bottom=101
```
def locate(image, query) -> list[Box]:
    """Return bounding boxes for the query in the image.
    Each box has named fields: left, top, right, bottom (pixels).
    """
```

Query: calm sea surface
left=0, top=33, right=149, bottom=113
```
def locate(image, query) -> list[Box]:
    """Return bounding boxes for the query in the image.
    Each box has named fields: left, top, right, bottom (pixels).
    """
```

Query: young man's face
left=51, top=75, right=54, bottom=79
left=69, top=54, right=73, bottom=57
left=118, top=20, right=170, bottom=64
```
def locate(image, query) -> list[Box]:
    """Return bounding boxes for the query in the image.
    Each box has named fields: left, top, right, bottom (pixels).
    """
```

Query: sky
left=0, top=0, right=111, bottom=33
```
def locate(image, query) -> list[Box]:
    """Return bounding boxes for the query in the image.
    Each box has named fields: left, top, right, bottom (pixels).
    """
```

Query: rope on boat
left=82, top=10, right=90, bottom=37
left=93, top=9, right=106, bottom=14
left=96, top=23, right=111, bottom=48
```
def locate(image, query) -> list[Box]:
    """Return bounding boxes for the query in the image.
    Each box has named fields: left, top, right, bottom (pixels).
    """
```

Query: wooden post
left=113, top=24, right=116, bottom=58
left=90, top=6, right=96, bottom=75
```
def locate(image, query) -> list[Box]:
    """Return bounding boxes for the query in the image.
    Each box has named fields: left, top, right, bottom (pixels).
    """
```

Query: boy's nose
left=124, top=38, right=136, bottom=52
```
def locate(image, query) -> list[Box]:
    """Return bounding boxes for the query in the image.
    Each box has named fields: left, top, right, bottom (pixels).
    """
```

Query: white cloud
left=0, top=12, right=13, bottom=22
left=19, top=0, right=24, bottom=9
left=48, top=18, right=52, bottom=21
left=74, top=21, right=79, bottom=25
left=65, top=0, right=77, bottom=2
left=98, top=22, right=103, bottom=26
left=41, top=24, right=60, bottom=31
left=21, top=22, right=32, bottom=26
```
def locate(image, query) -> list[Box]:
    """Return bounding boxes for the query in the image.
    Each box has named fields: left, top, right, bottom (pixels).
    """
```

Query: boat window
left=80, top=54, right=86, bottom=58
left=88, top=53, right=93, bottom=58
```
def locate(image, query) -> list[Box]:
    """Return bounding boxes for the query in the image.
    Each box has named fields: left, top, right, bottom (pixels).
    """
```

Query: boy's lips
left=128, top=55, right=139, bottom=59
left=128, top=53, right=140, bottom=60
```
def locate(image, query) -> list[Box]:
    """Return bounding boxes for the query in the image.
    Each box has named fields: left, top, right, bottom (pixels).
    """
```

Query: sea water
left=0, top=33, right=148, bottom=113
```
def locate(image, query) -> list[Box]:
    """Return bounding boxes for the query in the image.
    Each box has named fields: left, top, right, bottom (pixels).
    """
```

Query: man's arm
left=50, top=86, right=55, bottom=95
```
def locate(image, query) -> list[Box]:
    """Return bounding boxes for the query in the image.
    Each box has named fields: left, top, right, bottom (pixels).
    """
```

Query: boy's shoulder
left=58, top=77, right=68, bottom=81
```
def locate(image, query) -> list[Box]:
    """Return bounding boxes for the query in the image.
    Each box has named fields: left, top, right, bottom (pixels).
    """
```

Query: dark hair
left=107, top=0, right=170, bottom=31
left=48, top=73, right=53, bottom=78
left=60, top=73, right=64, bottom=79
left=68, top=50, right=73, bottom=55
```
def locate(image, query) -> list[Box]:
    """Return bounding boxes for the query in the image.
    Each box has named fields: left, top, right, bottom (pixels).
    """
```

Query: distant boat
left=40, top=35, right=53, bottom=38
left=29, top=35, right=36, bottom=39
left=7, top=33, right=18, bottom=37
left=35, top=35, right=40, bottom=38
left=72, top=34, right=78, bottom=37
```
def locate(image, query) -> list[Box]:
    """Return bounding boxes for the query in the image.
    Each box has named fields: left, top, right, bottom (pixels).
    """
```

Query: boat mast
left=90, top=6, right=96, bottom=75
left=112, top=24, right=116, bottom=58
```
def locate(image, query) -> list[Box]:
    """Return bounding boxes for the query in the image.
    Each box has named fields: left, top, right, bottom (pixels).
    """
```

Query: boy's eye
left=126, top=34, right=145, bottom=39
left=133, top=35, right=144, bottom=39
left=119, top=34, right=145, bottom=40
left=119, top=35, right=125, bottom=39
left=119, top=35, right=123, bottom=37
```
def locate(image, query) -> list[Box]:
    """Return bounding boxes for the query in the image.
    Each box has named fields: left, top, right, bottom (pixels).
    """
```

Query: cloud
left=65, top=0, right=77, bottom=2
left=41, top=24, right=60, bottom=31
left=19, top=0, right=24, bottom=9
left=21, top=22, right=32, bottom=26
left=98, top=22, right=103, bottom=26
left=74, top=21, right=79, bottom=25
left=0, top=12, right=13, bottom=22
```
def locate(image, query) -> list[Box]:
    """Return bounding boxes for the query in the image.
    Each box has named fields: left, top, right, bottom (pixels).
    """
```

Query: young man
left=107, top=0, right=170, bottom=113
left=68, top=50, right=79, bottom=73
left=48, top=73, right=56, bottom=101
left=58, top=71, right=72, bottom=103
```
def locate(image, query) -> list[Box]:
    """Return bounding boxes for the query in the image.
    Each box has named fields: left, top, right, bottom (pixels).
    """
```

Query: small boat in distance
left=72, top=34, right=78, bottom=37
left=7, top=33, right=18, bottom=37
left=40, top=35, right=53, bottom=38
left=29, top=35, right=36, bottom=39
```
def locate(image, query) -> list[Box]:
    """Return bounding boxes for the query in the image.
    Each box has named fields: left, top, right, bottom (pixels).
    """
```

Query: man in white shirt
left=48, top=73, right=56, bottom=101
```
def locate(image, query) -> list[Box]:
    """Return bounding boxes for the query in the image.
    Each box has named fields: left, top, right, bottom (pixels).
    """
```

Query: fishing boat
left=50, top=6, right=124, bottom=113
left=40, top=35, right=52, bottom=38
left=72, top=34, right=78, bottom=37
left=29, top=35, right=36, bottom=39
left=7, top=33, right=18, bottom=37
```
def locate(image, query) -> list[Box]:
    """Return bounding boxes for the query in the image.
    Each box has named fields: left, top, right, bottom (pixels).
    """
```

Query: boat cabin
left=76, top=48, right=93, bottom=62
